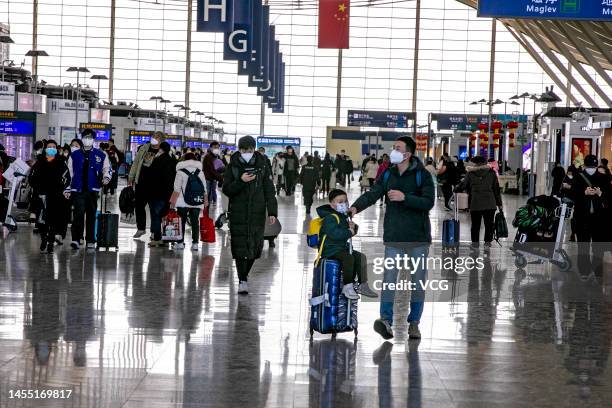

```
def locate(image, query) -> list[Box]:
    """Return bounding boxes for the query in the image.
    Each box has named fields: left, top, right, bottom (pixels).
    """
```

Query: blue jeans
left=207, top=180, right=217, bottom=204
left=380, top=245, right=429, bottom=325
left=148, top=198, right=167, bottom=241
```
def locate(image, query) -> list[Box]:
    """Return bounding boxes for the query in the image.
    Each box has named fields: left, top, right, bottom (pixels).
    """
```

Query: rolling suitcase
left=96, top=194, right=119, bottom=250
left=309, top=259, right=358, bottom=340
left=455, top=192, right=469, bottom=211
left=442, top=195, right=460, bottom=248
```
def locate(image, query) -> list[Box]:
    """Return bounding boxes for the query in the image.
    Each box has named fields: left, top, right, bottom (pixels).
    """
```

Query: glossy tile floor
left=1, top=179, right=611, bottom=408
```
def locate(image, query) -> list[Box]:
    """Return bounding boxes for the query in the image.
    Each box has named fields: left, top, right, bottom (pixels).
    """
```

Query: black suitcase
left=97, top=194, right=119, bottom=249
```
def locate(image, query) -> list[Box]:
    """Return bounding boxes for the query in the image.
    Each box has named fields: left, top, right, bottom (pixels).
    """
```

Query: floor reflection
left=0, top=192, right=611, bottom=407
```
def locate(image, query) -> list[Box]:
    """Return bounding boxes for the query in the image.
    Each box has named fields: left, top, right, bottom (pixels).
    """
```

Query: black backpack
left=119, top=186, right=136, bottom=214
left=181, top=169, right=206, bottom=206
left=494, top=211, right=508, bottom=243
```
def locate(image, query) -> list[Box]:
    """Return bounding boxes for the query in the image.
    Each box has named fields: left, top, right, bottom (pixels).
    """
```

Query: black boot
left=268, top=238, right=276, bottom=249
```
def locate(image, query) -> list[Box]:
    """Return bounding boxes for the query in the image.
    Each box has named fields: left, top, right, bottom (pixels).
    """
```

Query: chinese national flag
left=318, top=0, right=350, bottom=49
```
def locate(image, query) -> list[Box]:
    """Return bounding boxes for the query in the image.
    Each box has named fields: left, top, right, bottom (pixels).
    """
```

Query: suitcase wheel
left=354, top=328, right=358, bottom=338
left=331, top=331, right=337, bottom=340
left=514, top=254, right=527, bottom=269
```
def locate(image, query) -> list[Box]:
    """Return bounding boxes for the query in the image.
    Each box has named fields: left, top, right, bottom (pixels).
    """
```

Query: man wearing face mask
left=202, top=141, right=224, bottom=207
left=128, top=131, right=164, bottom=238
left=569, top=155, right=610, bottom=280
left=349, top=136, right=435, bottom=340
left=223, top=136, right=278, bottom=295
left=66, top=129, right=112, bottom=249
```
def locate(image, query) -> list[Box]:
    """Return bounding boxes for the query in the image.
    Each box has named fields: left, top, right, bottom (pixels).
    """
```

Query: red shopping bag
left=162, top=209, right=183, bottom=242
left=200, top=207, right=216, bottom=243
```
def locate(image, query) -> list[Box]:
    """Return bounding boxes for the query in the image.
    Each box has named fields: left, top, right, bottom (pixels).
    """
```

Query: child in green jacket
left=317, top=189, right=378, bottom=299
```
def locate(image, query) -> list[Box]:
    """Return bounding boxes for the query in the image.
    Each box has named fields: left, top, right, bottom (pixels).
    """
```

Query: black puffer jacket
left=300, top=163, right=319, bottom=193
left=456, top=165, right=502, bottom=211
left=223, top=152, right=278, bottom=259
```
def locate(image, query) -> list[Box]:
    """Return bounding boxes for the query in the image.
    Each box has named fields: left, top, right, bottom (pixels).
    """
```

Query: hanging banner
left=268, top=51, right=282, bottom=107
left=223, top=0, right=252, bottom=61
left=258, top=31, right=277, bottom=98
left=272, top=62, right=285, bottom=114
left=318, top=0, right=351, bottom=49
left=248, top=6, right=269, bottom=87
left=197, top=0, right=234, bottom=32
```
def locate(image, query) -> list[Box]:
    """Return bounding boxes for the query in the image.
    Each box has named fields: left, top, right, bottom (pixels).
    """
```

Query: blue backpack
left=181, top=169, right=206, bottom=206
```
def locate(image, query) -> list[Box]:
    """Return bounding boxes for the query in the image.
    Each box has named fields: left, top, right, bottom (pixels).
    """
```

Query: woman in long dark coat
left=223, top=136, right=278, bottom=295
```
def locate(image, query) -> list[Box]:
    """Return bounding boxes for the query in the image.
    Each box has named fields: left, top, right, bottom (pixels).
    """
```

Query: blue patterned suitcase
left=309, top=259, right=358, bottom=340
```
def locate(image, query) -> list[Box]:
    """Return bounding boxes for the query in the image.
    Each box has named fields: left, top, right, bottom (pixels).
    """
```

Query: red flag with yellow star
left=318, top=0, right=350, bottom=49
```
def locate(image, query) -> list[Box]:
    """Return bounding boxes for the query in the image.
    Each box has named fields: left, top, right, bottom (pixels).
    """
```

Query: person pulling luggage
left=66, top=130, right=112, bottom=250
left=316, top=189, right=378, bottom=299
left=349, top=136, right=435, bottom=340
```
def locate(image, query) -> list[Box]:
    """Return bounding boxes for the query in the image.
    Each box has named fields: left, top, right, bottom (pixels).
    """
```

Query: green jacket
left=352, top=156, right=435, bottom=244
left=128, top=142, right=153, bottom=185
left=316, top=204, right=352, bottom=258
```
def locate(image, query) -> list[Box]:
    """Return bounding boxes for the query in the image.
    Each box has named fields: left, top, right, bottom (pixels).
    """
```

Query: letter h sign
left=197, top=0, right=234, bottom=32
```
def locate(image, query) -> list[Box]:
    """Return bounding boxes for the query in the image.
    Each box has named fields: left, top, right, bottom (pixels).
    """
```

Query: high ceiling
left=456, top=0, right=612, bottom=71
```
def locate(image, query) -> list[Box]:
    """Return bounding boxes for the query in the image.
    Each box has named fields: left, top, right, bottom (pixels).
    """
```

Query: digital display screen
left=166, top=138, right=182, bottom=148
left=131, top=136, right=151, bottom=144
left=0, top=119, right=35, bottom=136
left=185, top=140, right=202, bottom=148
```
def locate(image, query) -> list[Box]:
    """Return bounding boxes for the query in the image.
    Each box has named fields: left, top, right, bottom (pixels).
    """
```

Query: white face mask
left=390, top=149, right=405, bottom=165
left=212, top=148, right=220, bottom=156
left=150, top=138, right=160, bottom=146
left=585, top=168, right=597, bottom=176
left=335, top=202, right=349, bottom=214
left=241, top=152, right=254, bottom=162
left=70, top=146, right=80, bottom=153
left=82, top=138, right=94, bottom=148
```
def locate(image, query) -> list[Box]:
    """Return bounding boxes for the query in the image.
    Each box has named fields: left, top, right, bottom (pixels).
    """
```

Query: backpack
left=181, top=168, right=206, bottom=206
left=119, top=186, right=136, bottom=214
left=494, top=211, right=508, bottom=243
left=382, top=168, right=423, bottom=193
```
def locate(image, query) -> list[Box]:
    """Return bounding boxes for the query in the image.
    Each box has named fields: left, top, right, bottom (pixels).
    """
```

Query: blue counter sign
left=478, top=0, right=612, bottom=21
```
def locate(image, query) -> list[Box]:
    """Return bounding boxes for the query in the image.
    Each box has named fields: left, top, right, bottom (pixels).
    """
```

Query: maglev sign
left=478, top=0, right=612, bottom=21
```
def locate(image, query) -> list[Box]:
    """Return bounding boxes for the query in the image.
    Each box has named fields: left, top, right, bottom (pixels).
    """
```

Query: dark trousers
left=470, top=209, right=496, bottom=243
left=321, top=176, right=331, bottom=195
left=303, top=190, right=315, bottom=209
left=575, top=220, right=605, bottom=277
left=71, top=191, right=98, bottom=244
left=177, top=207, right=201, bottom=244
left=285, top=172, right=297, bottom=195
left=441, top=183, right=453, bottom=208
left=329, top=249, right=367, bottom=285
left=236, top=258, right=256, bottom=282
left=135, top=185, right=148, bottom=231
left=40, top=194, right=64, bottom=245
left=148, top=198, right=166, bottom=241
left=207, top=180, right=217, bottom=204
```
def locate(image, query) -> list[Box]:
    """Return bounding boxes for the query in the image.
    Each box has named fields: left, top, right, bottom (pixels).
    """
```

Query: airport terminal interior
left=0, top=0, right=611, bottom=407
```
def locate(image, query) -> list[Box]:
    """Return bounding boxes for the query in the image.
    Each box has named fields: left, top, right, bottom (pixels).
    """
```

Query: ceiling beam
left=516, top=20, right=598, bottom=107
left=554, top=21, right=612, bottom=91
left=503, top=22, right=580, bottom=106
left=536, top=22, right=612, bottom=107
left=577, top=21, right=612, bottom=67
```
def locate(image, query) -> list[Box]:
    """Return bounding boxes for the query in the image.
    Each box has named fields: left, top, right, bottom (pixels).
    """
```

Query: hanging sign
left=197, top=0, right=234, bottom=32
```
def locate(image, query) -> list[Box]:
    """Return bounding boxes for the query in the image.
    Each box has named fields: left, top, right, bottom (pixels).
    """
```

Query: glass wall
left=2, top=0, right=610, bottom=150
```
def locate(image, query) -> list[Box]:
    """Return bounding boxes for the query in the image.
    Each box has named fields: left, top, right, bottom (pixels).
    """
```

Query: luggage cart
left=2, top=171, right=28, bottom=234
left=512, top=197, right=573, bottom=272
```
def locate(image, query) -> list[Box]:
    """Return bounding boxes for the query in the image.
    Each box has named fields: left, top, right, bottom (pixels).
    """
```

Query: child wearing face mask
left=315, top=189, right=378, bottom=300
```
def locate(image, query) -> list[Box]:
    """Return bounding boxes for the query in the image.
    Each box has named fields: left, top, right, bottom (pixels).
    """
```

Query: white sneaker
left=174, top=243, right=185, bottom=250
left=191, top=243, right=199, bottom=251
left=86, top=243, right=96, bottom=250
left=133, top=230, right=146, bottom=239
left=238, top=281, right=249, bottom=294
left=70, top=241, right=80, bottom=250
left=342, top=283, right=360, bottom=300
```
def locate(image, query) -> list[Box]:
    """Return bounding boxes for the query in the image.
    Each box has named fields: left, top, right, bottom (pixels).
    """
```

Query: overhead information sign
left=347, top=110, right=415, bottom=128
left=257, top=136, right=301, bottom=146
left=478, top=0, right=612, bottom=21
